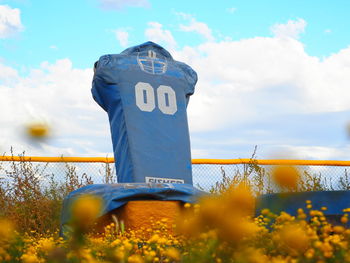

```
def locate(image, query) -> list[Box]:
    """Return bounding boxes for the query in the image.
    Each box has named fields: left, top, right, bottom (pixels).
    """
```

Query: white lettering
left=135, top=82, right=177, bottom=115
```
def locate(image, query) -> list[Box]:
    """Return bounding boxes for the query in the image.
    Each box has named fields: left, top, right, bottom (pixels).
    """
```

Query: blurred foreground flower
left=70, top=194, right=103, bottom=232
left=278, top=223, right=310, bottom=254
left=0, top=218, right=15, bottom=241
left=26, top=121, right=50, bottom=138
left=272, top=165, right=300, bottom=189
left=178, top=183, right=260, bottom=245
left=223, top=183, right=255, bottom=216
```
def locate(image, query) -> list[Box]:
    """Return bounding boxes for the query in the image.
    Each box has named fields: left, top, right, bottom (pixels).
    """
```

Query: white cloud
left=271, top=18, right=307, bottom=39
left=171, top=36, right=350, bottom=137
left=226, top=7, right=237, bottom=14
left=268, top=145, right=347, bottom=160
left=114, top=28, right=129, bottom=47
left=0, top=59, right=112, bottom=156
left=178, top=13, right=214, bottom=42
left=2, top=22, right=350, bottom=161
left=144, top=22, right=177, bottom=49
left=0, top=5, right=23, bottom=38
left=98, top=0, right=149, bottom=10
left=0, top=62, right=19, bottom=84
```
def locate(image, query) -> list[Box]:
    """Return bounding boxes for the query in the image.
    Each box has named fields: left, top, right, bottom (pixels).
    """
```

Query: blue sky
left=1, top=0, right=350, bottom=161
left=3, top=0, right=350, bottom=69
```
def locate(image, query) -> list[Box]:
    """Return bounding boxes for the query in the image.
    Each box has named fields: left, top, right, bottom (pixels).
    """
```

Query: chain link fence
left=193, top=163, right=350, bottom=193
left=1, top=156, right=350, bottom=193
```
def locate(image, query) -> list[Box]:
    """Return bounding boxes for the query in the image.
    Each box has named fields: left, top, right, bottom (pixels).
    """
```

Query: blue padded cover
left=256, top=190, right=350, bottom=220
left=92, top=41, right=197, bottom=184
left=60, top=183, right=205, bottom=237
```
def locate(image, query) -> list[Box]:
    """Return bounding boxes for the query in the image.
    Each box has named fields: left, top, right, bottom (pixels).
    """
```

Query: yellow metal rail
left=0, top=156, right=114, bottom=163
left=0, top=156, right=350, bottom=166
left=192, top=159, right=350, bottom=166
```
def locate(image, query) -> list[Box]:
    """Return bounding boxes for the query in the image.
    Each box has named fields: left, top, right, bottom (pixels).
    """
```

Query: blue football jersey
left=92, top=41, right=197, bottom=184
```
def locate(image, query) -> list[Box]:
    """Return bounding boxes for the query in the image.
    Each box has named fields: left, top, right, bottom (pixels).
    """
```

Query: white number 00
left=135, top=82, right=177, bottom=115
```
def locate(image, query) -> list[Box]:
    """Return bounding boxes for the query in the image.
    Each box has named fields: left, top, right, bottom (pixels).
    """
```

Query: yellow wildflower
left=21, top=253, right=40, bottom=263
left=218, top=216, right=259, bottom=243
left=38, top=237, right=55, bottom=253
left=224, top=183, right=255, bottom=216
left=304, top=248, right=314, bottom=259
left=148, top=234, right=160, bottom=243
left=341, top=216, right=349, bottom=224
left=128, top=254, right=144, bottom=263
left=184, top=203, right=191, bottom=208
left=333, top=226, right=345, bottom=234
left=199, top=196, right=224, bottom=225
left=71, top=194, right=103, bottom=230
left=165, top=247, right=181, bottom=261
left=0, top=219, right=14, bottom=241
left=114, top=249, right=125, bottom=261
left=272, top=165, right=300, bottom=189
left=26, top=121, right=50, bottom=138
left=111, top=239, right=122, bottom=246
left=261, top=209, right=270, bottom=216
left=123, top=240, right=133, bottom=252
left=279, top=224, right=309, bottom=254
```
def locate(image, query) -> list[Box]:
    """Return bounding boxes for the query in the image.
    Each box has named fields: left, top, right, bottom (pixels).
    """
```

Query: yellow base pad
left=96, top=200, right=182, bottom=234
left=117, top=200, right=181, bottom=231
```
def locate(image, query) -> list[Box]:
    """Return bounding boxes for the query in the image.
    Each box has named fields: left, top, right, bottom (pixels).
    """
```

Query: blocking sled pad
left=92, top=41, right=197, bottom=184
left=60, top=183, right=205, bottom=237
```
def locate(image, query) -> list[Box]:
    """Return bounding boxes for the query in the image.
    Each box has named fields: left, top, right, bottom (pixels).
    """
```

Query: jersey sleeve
left=94, top=54, right=121, bottom=84
left=91, top=78, right=110, bottom=112
left=178, top=63, right=198, bottom=97
left=91, top=55, right=121, bottom=112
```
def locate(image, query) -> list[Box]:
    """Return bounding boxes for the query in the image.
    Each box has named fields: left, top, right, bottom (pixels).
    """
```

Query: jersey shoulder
left=94, top=54, right=137, bottom=83
left=173, top=61, right=198, bottom=89
left=95, top=54, right=133, bottom=70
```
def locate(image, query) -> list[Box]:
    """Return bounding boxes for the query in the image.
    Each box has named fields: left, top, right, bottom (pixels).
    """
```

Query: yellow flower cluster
left=26, top=122, right=50, bottom=138
left=0, top=219, right=14, bottom=262
left=272, top=165, right=300, bottom=190
left=1, top=191, right=350, bottom=262
left=70, top=194, right=103, bottom=232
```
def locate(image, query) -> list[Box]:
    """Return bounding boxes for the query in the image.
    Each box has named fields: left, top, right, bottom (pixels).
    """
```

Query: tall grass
left=0, top=149, right=114, bottom=235
left=210, top=147, right=350, bottom=195
left=2, top=149, right=350, bottom=262
left=1, top=148, right=350, bottom=235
